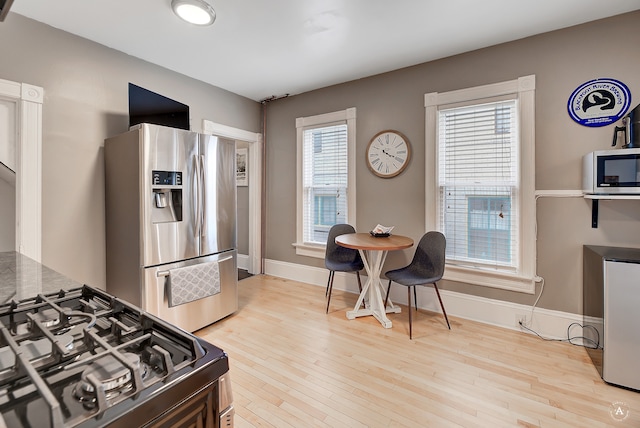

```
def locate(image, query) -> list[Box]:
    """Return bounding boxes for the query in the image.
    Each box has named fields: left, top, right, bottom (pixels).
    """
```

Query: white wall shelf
left=584, top=194, right=640, bottom=228
left=584, top=194, right=640, bottom=200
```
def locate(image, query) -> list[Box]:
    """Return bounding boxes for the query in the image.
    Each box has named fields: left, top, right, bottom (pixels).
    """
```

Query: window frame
left=294, top=108, right=356, bottom=258
left=425, top=76, right=536, bottom=293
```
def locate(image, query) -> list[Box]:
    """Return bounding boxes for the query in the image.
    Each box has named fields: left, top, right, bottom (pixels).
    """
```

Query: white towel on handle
left=168, top=261, right=220, bottom=307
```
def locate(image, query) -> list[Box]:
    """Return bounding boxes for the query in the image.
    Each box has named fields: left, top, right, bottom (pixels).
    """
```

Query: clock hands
left=380, top=148, right=405, bottom=164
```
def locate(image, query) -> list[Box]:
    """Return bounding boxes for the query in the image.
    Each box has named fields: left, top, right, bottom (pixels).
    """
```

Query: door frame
left=202, top=119, right=262, bottom=275
left=0, top=78, right=43, bottom=262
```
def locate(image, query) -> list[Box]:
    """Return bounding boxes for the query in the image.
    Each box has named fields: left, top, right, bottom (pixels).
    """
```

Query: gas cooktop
left=0, top=284, right=230, bottom=427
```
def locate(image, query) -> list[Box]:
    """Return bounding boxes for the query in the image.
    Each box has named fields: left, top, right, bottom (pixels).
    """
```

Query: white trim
left=291, top=242, right=325, bottom=259
left=426, top=79, right=521, bottom=107
left=295, top=108, right=356, bottom=128
left=263, top=259, right=585, bottom=341
left=202, top=120, right=260, bottom=143
left=202, top=119, right=262, bottom=274
left=0, top=78, right=43, bottom=262
left=425, top=75, right=536, bottom=293
left=443, top=265, right=536, bottom=293
left=346, top=109, right=357, bottom=231
left=294, top=107, right=357, bottom=257
left=518, top=76, right=537, bottom=292
left=584, top=194, right=640, bottom=200
left=535, top=189, right=584, bottom=198
left=237, top=253, right=249, bottom=271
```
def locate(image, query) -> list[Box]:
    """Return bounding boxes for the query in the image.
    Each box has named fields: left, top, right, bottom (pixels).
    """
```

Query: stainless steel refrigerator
left=105, top=123, right=238, bottom=332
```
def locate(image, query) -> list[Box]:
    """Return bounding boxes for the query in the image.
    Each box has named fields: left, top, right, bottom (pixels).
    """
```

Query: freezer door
left=200, top=134, right=237, bottom=256
left=142, top=250, right=238, bottom=332
left=141, top=124, right=199, bottom=266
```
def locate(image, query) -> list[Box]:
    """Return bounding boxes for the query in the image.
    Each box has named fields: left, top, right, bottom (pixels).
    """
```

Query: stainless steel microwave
left=583, top=148, right=640, bottom=195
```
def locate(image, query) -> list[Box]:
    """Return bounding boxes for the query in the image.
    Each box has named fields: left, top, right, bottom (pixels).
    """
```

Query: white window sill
left=293, top=242, right=325, bottom=259
left=444, top=264, right=536, bottom=294
left=292, top=243, right=537, bottom=291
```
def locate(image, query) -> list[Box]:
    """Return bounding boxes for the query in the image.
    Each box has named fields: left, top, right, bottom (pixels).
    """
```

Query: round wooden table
left=335, top=233, right=414, bottom=328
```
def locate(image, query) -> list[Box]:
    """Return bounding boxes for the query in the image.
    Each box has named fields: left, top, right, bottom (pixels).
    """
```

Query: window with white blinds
left=425, top=76, right=537, bottom=293
left=438, top=100, right=518, bottom=271
left=295, top=108, right=356, bottom=258
left=302, top=123, right=348, bottom=245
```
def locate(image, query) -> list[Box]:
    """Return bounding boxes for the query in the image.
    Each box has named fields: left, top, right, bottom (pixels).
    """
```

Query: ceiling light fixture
left=171, top=0, right=216, bottom=26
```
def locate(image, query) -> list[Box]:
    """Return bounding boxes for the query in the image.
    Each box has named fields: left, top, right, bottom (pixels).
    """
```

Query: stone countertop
left=0, top=251, right=82, bottom=304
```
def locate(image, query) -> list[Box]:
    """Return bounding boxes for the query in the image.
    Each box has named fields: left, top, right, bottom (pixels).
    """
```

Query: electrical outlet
left=515, top=313, right=530, bottom=327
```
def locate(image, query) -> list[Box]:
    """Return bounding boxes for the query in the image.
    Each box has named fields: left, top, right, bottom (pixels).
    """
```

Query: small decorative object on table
left=370, top=224, right=394, bottom=237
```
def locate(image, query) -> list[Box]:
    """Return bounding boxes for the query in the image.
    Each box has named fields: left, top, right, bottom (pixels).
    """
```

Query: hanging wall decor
left=567, top=78, right=631, bottom=127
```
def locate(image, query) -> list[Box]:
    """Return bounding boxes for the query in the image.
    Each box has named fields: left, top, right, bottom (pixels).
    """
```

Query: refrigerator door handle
left=199, top=154, right=207, bottom=237
left=157, top=254, right=232, bottom=278
left=193, top=154, right=202, bottom=237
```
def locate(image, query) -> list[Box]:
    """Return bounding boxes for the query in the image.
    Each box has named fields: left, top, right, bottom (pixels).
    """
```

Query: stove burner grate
left=0, top=285, right=208, bottom=428
left=73, top=352, right=149, bottom=407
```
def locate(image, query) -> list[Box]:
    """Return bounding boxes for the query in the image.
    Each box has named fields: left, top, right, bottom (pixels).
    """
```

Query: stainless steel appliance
left=612, top=103, right=640, bottom=148
left=0, top=284, right=234, bottom=427
left=584, top=245, right=640, bottom=392
left=582, top=148, right=640, bottom=195
left=105, top=123, right=238, bottom=333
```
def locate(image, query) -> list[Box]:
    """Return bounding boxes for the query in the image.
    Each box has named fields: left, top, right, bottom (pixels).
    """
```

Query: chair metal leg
left=326, top=271, right=335, bottom=314
left=414, top=286, right=418, bottom=312
left=432, top=282, right=451, bottom=329
left=408, top=286, right=413, bottom=339
left=325, top=271, right=332, bottom=297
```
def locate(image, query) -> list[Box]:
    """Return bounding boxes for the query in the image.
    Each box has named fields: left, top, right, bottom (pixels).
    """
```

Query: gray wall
left=2, top=10, right=640, bottom=317
left=264, top=11, right=640, bottom=315
left=0, top=13, right=261, bottom=288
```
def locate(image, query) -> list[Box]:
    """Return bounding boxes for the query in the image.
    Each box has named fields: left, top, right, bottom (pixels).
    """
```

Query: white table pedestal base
left=346, top=249, right=401, bottom=328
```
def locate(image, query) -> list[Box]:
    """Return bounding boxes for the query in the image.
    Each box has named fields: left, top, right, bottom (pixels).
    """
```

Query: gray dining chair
left=384, top=231, right=450, bottom=338
left=325, top=224, right=364, bottom=313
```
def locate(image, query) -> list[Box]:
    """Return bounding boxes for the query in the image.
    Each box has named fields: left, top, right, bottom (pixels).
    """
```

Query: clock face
left=366, top=130, right=411, bottom=178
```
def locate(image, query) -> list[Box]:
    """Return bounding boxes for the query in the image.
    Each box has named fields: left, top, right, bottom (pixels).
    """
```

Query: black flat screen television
left=128, top=83, right=190, bottom=130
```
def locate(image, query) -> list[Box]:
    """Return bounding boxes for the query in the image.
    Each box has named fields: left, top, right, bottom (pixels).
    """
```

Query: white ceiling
left=9, top=0, right=640, bottom=102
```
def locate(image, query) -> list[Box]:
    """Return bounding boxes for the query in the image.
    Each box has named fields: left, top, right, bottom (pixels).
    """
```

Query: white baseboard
left=264, top=258, right=586, bottom=341
left=237, top=253, right=249, bottom=271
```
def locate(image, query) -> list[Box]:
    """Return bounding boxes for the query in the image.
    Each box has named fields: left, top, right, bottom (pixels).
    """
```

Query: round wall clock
left=366, top=130, right=411, bottom=178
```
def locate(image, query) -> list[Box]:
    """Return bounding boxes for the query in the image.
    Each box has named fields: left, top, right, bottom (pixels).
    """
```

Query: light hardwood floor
left=196, top=275, right=640, bottom=427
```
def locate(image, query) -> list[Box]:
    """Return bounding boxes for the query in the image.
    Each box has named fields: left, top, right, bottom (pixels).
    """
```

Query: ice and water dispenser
left=151, top=170, right=183, bottom=223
